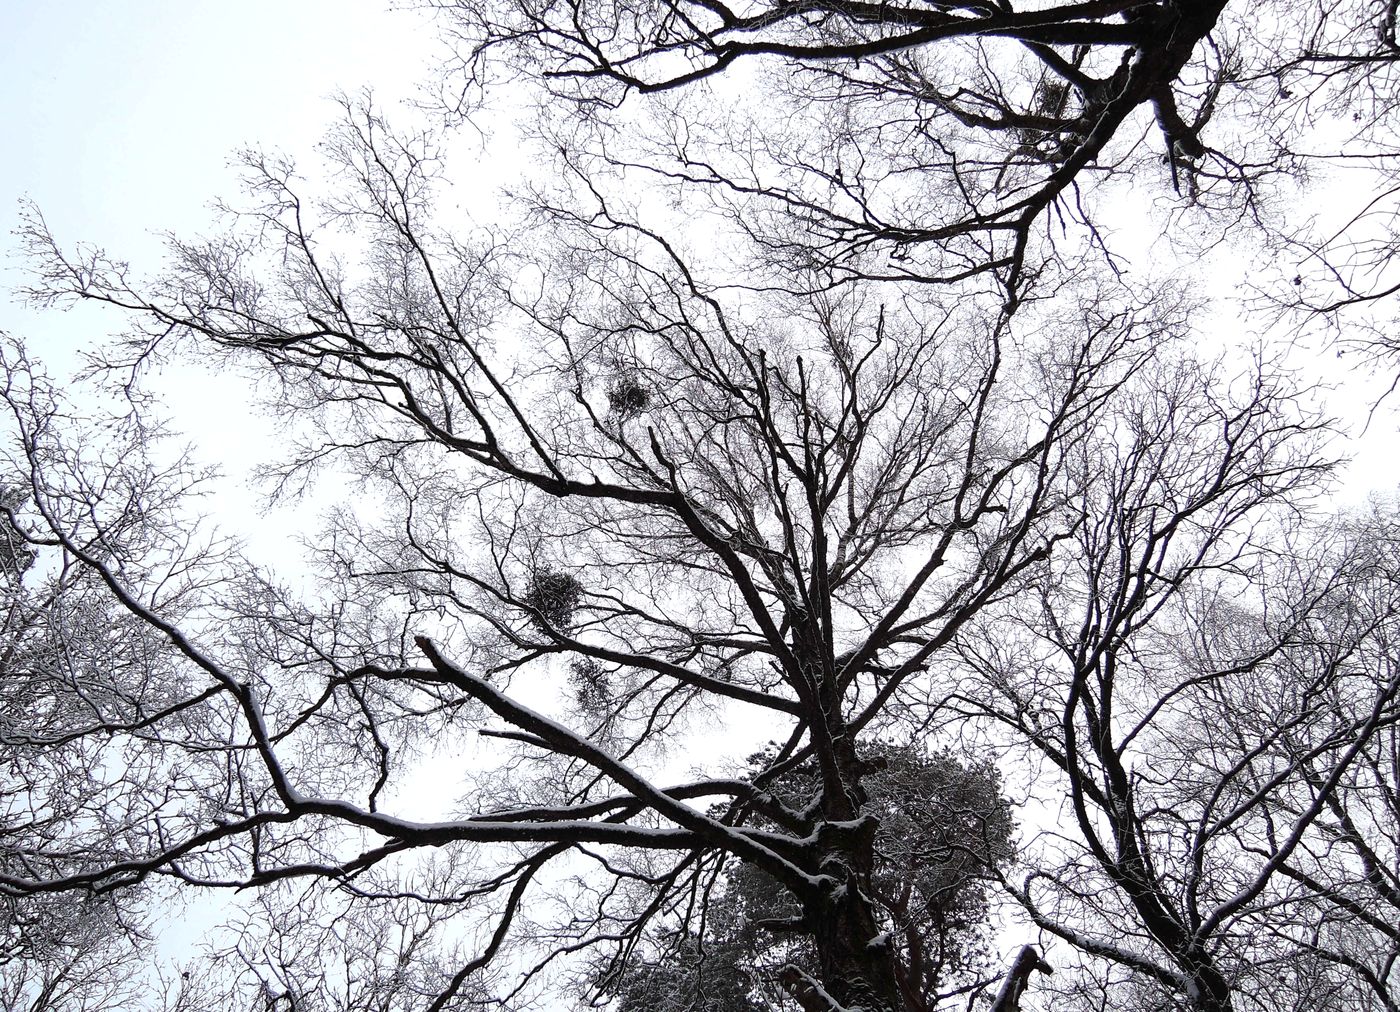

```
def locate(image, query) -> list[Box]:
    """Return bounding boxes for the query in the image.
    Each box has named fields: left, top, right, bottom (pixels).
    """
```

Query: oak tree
left=7, top=0, right=1400, bottom=1009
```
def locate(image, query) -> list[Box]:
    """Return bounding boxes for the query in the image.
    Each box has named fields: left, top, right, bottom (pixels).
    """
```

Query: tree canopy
left=603, top=745, right=1015, bottom=1011
left=6, top=1, right=1400, bottom=1010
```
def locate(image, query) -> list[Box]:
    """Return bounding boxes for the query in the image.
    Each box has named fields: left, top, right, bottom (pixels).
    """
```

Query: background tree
left=442, top=0, right=1249, bottom=301
left=9, top=125, right=1346, bottom=1008
left=0, top=406, right=163, bottom=1012
left=597, top=744, right=1015, bottom=1011
left=1225, top=520, right=1400, bottom=1011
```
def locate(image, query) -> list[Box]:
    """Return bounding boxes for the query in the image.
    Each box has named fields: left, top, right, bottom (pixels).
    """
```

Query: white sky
left=2, top=4, right=1399, bottom=1002
left=0, top=2, right=448, bottom=963
left=3, top=1, right=429, bottom=286
left=1, top=0, right=436, bottom=378
left=1, top=1, right=442, bottom=560
left=6, top=2, right=1397, bottom=501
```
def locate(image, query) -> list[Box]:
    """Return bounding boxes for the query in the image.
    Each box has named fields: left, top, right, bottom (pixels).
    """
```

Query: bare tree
left=0, top=389, right=168, bottom=1012
left=433, top=0, right=1400, bottom=309
left=1231, top=521, right=1400, bottom=1011
left=439, top=0, right=1253, bottom=302
left=954, top=465, right=1400, bottom=1011
left=5, top=0, right=1400, bottom=1009
left=6, top=83, right=1353, bottom=1010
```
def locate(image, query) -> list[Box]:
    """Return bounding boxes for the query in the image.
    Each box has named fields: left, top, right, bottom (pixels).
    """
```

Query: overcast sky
left=3, top=1, right=1396, bottom=508
left=2, top=1, right=430, bottom=360
left=3, top=2, right=1399, bottom=995
left=1, top=2, right=441, bottom=561
left=0, top=8, right=454, bottom=954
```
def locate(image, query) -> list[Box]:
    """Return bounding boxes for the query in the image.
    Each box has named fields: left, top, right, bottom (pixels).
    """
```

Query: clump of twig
left=607, top=373, right=650, bottom=420
left=568, top=658, right=612, bottom=714
left=523, top=569, right=584, bottom=629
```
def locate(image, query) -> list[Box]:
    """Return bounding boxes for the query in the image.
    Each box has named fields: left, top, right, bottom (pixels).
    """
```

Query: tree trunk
left=989, top=946, right=1051, bottom=1012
